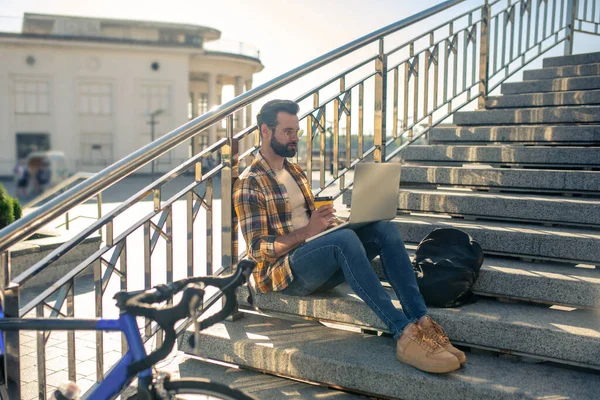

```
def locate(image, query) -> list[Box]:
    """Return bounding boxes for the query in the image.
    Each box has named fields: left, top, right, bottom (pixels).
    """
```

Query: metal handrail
left=0, top=0, right=463, bottom=254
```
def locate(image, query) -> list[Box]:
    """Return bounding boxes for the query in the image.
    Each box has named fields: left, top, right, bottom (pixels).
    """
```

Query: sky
left=2, top=0, right=600, bottom=126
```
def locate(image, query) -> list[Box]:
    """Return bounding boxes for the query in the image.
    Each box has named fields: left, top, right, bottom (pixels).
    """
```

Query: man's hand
left=305, top=204, right=336, bottom=237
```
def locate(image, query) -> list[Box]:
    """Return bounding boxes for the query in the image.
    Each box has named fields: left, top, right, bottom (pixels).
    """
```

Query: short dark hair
left=256, top=99, right=299, bottom=129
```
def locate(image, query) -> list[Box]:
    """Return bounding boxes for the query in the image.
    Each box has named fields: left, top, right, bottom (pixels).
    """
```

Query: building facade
left=0, top=13, right=263, bottom=176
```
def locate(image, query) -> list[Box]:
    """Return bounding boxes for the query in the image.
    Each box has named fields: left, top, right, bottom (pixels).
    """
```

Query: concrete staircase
left=182, top=52, right=600, bottom=398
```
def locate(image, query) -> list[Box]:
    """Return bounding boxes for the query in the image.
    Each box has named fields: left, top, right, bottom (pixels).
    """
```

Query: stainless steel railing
left=0, top=0, right=590, bottom=397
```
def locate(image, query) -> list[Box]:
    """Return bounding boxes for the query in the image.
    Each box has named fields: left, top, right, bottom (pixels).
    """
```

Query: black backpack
left=412, top=228, right=484, bottom=308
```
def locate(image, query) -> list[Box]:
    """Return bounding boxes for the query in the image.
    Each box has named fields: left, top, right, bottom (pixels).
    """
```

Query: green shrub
left=0, top=184, right=22, bottom=230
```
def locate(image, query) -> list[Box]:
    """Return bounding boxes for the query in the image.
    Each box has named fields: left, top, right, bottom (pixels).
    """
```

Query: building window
left=14, top=80, right=50, bottom=114
left=188, top=92, right=194, bottom=119
left=80, top=132, right=113, bottom=166
left=141, top=85, right=170, bottom=114
left=197, top=93, right=208, bottom=115
left=79, top=83, right=112, bottom=115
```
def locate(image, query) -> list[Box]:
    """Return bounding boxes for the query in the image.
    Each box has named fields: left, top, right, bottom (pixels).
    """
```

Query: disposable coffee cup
left=314, top=196, right=334, bottom=209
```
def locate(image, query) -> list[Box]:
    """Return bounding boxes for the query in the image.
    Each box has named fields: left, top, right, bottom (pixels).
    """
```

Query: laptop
left=305, top=163, right=402, bottom=242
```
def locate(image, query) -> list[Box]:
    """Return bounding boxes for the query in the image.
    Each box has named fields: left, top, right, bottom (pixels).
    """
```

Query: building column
left=208, top=72, right=218, bottom=145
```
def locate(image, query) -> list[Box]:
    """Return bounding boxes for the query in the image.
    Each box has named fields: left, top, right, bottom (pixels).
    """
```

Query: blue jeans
left=282, top=221, right=428, bottom=339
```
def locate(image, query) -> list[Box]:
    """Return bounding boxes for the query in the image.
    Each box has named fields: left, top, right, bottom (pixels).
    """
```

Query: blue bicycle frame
left=0, top=312, right=154, bottom=400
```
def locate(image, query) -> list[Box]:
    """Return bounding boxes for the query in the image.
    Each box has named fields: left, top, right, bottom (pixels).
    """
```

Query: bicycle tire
left=162, top=378, right=255, bottom=400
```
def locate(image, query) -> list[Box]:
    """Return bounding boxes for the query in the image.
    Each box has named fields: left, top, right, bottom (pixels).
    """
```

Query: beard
left=270, top=135, right=297, bottom=158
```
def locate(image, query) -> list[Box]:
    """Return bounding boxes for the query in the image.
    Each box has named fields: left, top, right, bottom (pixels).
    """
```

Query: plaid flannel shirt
left=233, top=152, right=315, bottom=293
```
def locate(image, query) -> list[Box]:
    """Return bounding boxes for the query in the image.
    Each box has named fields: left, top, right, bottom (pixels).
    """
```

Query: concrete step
left=176, top=357, right=368, bottom=399
left=453, top=105, right=600, bottom=125
left=428, top=125, right=600, bottom=144
left=501, top=76, right=600, bottom=94
left=184, top=315, right=600, bottom=400
left=524, top=62, right=600, bottom=80
left=390, top=215, right=600, bottom=265
left=543, top=51, right=600, bottom=68
left=486, top=89, right=600, bottom=108
left=368, top=254, right=600, bottom=309
left=234, top=286, right=600, bottom=369
left=402, top=145, right=600, bottom=168
left=393, top=189, right=600, bottom=227
left=400, top=165, right=600, bottom=194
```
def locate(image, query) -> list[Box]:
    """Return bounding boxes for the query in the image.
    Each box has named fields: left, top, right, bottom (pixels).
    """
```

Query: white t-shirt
left=275, top=168, right=310, bottom=231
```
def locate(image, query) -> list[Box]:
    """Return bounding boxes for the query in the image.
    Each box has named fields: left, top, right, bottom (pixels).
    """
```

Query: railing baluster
left=535, top=0, right=541, bottom=45
left=493, top=14, right=499, bottom=74
left=412, top=55, right=419, bottom=142
left=510, top=6, right=516, bottom=62
left=424, top=48, right=430, bottom=126
left=221, top=115, right=235, bottom=270
left=36, top=304, right=47, bottom=399
left=479, top=1, right=491, bottom=109
left=403, top=61, right=410, bottom=132
left=94, top=258, right=104, bottom=381
left=393, top=67, right=399, bottom=138
left=306, top=113, right=313, bottom=183
left=358, top=83, right=364, bottom=159
left=551, top=0, right=557, bottom=35
left=444, top=25, right=451, bottom=104
left=206, top=179, right=213, bottom=275
left=345, top=92, right=351, bottom=183
left=67, top=279, right=76, bottom=382
left=373, top=37, right=386, bottom=163
left=333, top=84, right=340, bottom=179
left=120, top=241, right=128, bottom=356
left=463, top=16, right=470, bottom=92
left=186, top=190, right=194, bottom=277
left=143, top=221, right=151, bottom=339
left=565, top=0, right=576, bottom=54
left=319, top=103, right=326, bottom=186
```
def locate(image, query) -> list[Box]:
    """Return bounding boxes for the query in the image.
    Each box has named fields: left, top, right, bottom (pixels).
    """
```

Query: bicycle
left=0, top=259, right=258, bottom=400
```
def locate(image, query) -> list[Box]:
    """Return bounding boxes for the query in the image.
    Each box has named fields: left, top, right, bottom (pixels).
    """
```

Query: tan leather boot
left=418, top=316, right=467, bottom=365
left=396, top=323, right=460, bottom=373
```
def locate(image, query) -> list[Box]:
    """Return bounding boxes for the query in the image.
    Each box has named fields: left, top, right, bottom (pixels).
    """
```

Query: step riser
left=429, top=125, right=600, bottom=143
left=401, top=166, right=600, bottom=194
left=544, top=52, right=600, bottom=68
left=396, top=191, right=600, bottom=226
left=501, top=77, right=600, bottom=94
left=453, top=106, right=600, bottom=125
left=402, top=146, right=600, bottom=167
left=370, top=259, right=600, bottom=309
left=486, top=90, right=600, bottom=108
left=391, top=219, right=600, bottom=265
left=524, top=63, right=600, bottom=80
left=236, top=288, right=600, bottom=368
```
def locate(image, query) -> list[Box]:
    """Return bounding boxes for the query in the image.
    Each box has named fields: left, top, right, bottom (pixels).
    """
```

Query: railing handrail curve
left=0, top=0, right=464, bottom=253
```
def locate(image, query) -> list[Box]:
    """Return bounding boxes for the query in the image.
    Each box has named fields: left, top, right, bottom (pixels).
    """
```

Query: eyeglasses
left=269, top=125, right=304, bottom=138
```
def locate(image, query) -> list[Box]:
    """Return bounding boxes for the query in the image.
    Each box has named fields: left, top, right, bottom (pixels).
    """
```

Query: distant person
left=14, top=160, right=29, bottom=198
left=233, top=100, right=465, bottom=374
left=36, top=161, right=51, bottom=193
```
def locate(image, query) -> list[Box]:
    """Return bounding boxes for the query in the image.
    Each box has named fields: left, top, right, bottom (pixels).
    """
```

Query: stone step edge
left=236, top=288, right=600, bottom=369
left=169, top=355, right=368, bottom=400
left=181, top=314, right=600, bottom=400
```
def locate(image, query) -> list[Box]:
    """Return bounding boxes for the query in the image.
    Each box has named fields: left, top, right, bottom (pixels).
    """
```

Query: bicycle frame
left=0, top=311, right=153, bottom=400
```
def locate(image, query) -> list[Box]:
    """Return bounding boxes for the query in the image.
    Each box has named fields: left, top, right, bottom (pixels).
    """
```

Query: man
left=233, top=99, right=465, bottom=373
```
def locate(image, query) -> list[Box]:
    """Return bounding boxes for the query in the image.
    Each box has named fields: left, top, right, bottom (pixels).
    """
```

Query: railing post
left=373, top=38, right=387, bottom=163
left=478, top=0, right=491, bottom=109
left=565, top=0, right=577, bottom=55
left=223, top=114, right=243, bottom=321
left=3, top=283, right=21, bottom=399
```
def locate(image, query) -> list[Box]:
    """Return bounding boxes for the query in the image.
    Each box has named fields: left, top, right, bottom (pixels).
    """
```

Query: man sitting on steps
left=233, top=99, right=466, bottom=374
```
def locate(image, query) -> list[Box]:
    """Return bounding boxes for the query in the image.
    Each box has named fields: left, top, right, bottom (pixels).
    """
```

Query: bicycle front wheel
left=163, top=378, right=255, bottom=400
